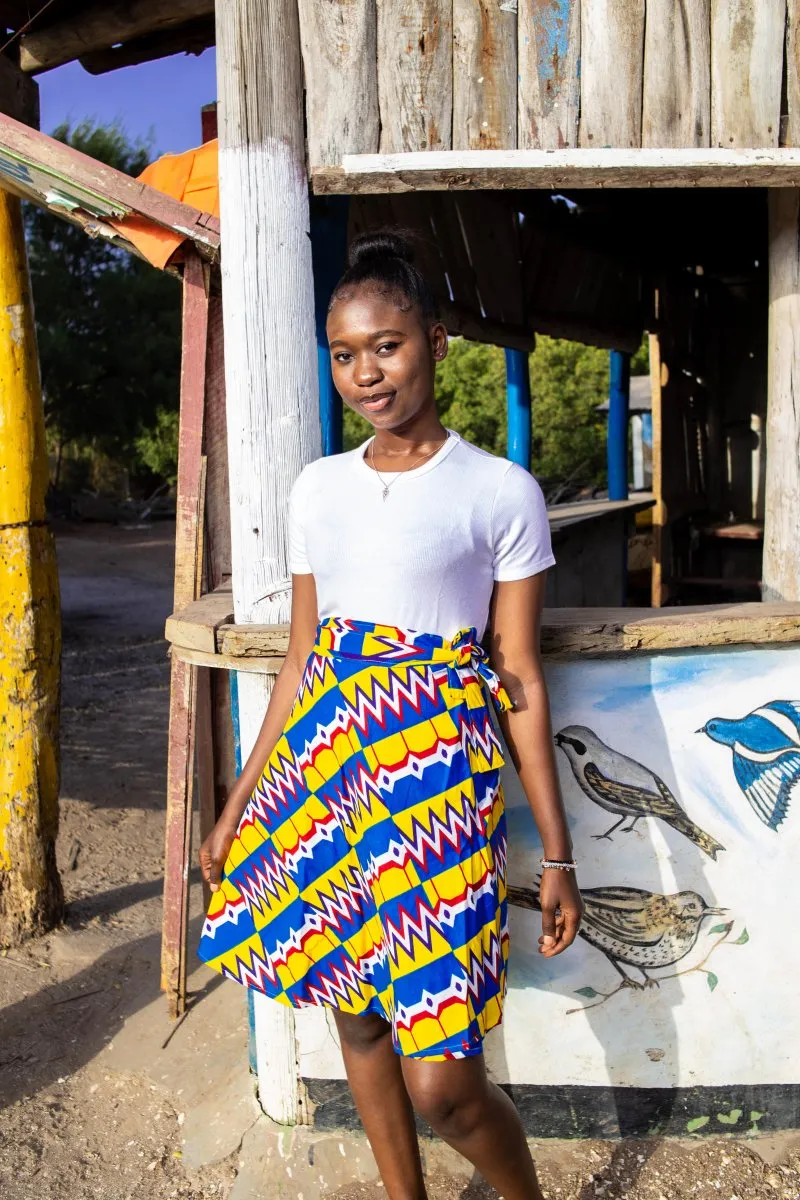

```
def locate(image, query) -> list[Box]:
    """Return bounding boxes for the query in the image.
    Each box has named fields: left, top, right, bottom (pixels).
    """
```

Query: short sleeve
left=492, top=464, right=555, bottom=581
left=288, top=468, right=313, bottom=575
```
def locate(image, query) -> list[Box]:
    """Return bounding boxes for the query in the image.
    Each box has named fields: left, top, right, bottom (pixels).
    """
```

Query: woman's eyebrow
left=329, top=328, right=406, bottom=349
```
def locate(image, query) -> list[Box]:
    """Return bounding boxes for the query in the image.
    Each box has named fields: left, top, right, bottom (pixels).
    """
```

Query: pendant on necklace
left=382, top=487, right=389, bottom=500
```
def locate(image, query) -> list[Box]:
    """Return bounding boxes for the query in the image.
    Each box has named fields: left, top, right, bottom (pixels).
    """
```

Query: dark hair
left=329, top=229, right=439, bottom=322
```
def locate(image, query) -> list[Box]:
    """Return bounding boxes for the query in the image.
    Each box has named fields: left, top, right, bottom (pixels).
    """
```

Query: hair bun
left=346, top=229, right=415, bottom=270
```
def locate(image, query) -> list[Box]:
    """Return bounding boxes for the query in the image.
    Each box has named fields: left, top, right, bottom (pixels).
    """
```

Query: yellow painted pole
left=0, top=188, right=63, bottom=943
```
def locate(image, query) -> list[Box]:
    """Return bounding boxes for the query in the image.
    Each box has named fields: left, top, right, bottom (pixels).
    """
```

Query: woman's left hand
left=537, top=869, right=583, bottom=957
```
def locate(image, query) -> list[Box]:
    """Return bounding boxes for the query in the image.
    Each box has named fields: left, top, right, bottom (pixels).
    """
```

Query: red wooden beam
left=0, top=111, right=219, bottom=260
left=161, top=250, right=211, bottom=1016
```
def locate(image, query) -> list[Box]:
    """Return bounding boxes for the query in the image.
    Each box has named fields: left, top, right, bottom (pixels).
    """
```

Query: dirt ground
left=1, top=520, right=799, bottom=1200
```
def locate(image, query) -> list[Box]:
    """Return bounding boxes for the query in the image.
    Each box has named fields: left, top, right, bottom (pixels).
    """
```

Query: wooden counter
left=165, top=592, right=800, bottom=671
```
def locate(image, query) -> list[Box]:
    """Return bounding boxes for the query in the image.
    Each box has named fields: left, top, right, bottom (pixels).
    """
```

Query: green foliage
left=134, top=408, right=180, bottom=485
left=631, top=336, right=650, bottom=375
left=435, top=340, right=507, bottom=456
left=26, top=120, right=181, bottom=488
left=528, top=336, right=609, bottom=488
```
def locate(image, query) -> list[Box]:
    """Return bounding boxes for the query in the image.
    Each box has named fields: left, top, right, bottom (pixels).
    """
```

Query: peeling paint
left=4, top=302, right=24, bottom=346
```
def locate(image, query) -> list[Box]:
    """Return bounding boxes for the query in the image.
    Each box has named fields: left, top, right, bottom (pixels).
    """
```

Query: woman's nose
left=353, top=355, right=382, bottom=386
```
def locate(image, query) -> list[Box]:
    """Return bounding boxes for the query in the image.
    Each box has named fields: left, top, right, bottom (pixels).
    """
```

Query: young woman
left=198, top=231, right=582, bottom=1200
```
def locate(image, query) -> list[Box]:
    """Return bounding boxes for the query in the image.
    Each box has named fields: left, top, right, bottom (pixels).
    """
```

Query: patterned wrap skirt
left=198, top=617, right=512, bottom=1061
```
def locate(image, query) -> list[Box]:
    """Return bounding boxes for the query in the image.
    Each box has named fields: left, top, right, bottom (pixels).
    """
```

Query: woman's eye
left=377, top=342, right=399, bottom=355
left=333, top=352, right=353, bottom=364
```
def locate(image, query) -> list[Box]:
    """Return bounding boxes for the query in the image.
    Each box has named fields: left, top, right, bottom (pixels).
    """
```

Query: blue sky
left=37, top=48, right=217, bottom=157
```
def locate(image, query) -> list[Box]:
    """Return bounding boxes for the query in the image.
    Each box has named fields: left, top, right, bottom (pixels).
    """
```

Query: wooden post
left=0, top=64, right=61, bottom=946
left=504, top=348, right=531, bottom=469
left=161, top=250, right=209, bottom=1016
left=650, top=331, right=667, bottom=607
left=216, top=0, right=321, bottom=1126
left=0, top=187, right=63, bottom=944
left=764, top=190, right=800, bottom=601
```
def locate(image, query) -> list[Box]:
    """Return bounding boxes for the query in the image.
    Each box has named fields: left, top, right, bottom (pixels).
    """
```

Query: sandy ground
left=1, top=520, right=799, bottom=1200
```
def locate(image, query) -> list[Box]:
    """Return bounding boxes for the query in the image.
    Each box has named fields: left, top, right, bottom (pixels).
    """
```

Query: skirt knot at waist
left=314, top=617, right=513, bottom=714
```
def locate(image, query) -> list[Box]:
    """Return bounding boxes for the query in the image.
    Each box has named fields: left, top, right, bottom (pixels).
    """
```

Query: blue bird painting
left=700, top=701, right=800, bottom=831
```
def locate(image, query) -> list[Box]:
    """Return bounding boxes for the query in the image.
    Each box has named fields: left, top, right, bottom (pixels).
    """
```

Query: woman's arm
left=488, top=573, right=582, bottom=957
left=199, top=572, right=319, bottom=892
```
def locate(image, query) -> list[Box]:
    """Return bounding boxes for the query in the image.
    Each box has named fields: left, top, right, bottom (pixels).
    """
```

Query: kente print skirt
left=198, top=616, right=513, bottom=1061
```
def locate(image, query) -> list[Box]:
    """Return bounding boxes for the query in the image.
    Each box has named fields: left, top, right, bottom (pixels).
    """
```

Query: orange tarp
left=111, top=139, right=219, bottom=270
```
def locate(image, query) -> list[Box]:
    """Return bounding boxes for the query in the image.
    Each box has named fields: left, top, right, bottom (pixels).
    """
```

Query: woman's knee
left=333, top=1009, right=393, bottom=1053
left=403, top=1064, right=487, bottom=1142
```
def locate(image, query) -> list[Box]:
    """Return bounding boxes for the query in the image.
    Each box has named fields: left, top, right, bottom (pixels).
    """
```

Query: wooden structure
left=2, top=0, right=800, bottom=1132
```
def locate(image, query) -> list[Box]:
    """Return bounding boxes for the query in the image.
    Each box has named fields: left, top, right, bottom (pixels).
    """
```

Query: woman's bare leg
left=333, top=1010, right=428, bottom=1200
left=401, top=1055, right=545, bottom=1200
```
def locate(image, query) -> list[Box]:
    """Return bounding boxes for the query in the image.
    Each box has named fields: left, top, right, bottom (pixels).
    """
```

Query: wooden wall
left=298, top=1, right=797, bottom=166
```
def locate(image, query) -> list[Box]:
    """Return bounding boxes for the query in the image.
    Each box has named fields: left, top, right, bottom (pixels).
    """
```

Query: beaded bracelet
left=540, top=858, right=578, bottom=871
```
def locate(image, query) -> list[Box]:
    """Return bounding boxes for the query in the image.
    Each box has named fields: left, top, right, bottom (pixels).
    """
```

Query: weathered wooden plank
left=79, top=15, right=215, bottom=75
left=171, top=645, right=287, bottom=673
left=203, top=289, right=231, bottom=592
left=764, top=189, right=800, bottom=601
left=19, top=0, right=215, bottom=73
left=580, top=0, right=645, bottom=147
left=165, top=589, right=234, bottom=653
left=785, top=0, right=800, bottom=146
left=218, top=624, right=292, bottom=657
left=195, top=666, right=216, bottom=912
left=313, top=147, right=800, bottom=193
left=649, top=331, right=667, bottom=606
left=161, top=656, right=198, bottom=1015
left=201, top=603, right=800, bottom=665
left=453, top=0, right=517, bottom=150
left=518, top=0, right=580, bottom=149
left=377, top=0, right=452, bottom=152
left=173, top=253, right=210, bottom=609
left=454, top=194, right=525, bottom=326
left=711, top=0, right=785, bottom=147
left=423, top=191, right=481, bottom=313
left=161, top=250, right=209, bottom=1018
left=643, top=0, right=710, bottom=147
left=298, top=0, right=379, bottom=167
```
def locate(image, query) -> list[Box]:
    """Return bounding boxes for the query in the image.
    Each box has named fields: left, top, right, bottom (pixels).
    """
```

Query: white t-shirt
left=288, top=429, right=555, bottom=640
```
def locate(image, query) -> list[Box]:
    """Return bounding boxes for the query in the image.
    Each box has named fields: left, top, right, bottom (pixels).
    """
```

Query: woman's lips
left=361, top=392, right=395, bottom=413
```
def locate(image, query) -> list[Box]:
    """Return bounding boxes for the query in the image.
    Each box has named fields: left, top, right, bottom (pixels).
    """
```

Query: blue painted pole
left=504, top=348, right=532, bottom=469
left=310, top=196, right=349, bottom=456
left=607, top=350, right=631, bottom=501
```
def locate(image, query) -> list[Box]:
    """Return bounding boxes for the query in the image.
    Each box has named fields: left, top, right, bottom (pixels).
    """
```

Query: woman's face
left=327, top=287, right=448, bottom=432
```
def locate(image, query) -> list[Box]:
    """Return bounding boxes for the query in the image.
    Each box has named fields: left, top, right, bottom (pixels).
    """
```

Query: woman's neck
left=370, top=412, right=448, bottom=459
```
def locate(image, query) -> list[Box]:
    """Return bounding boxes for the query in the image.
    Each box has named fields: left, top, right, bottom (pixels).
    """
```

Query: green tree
left=435, top=339, right=507, bottom=456
left=25, top=120, right=181, bottom=487
left=528, top=336, right=609, bottom=488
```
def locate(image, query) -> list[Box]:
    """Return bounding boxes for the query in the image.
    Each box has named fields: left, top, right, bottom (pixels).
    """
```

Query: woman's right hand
left=199, top=817, right=238, bottom=893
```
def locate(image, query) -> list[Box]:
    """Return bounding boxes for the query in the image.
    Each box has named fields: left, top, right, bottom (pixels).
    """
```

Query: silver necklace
left=367, top=436, right=448, bottom=500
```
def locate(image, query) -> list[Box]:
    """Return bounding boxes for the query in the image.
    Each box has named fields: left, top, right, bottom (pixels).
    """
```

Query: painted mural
left=492, top=643, right=800, bottom=1093
left=294, top=644, right=800, bottom=1093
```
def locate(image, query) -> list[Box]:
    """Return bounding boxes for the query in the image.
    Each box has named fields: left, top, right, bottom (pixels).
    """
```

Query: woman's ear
left=431, top=322, right=449, bottom=362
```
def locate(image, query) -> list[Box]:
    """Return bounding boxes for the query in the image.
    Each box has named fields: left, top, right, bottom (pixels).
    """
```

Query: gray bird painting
left=509, top=883, right=727, bottom=988
left=555, top=725, right=725, bottom=860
